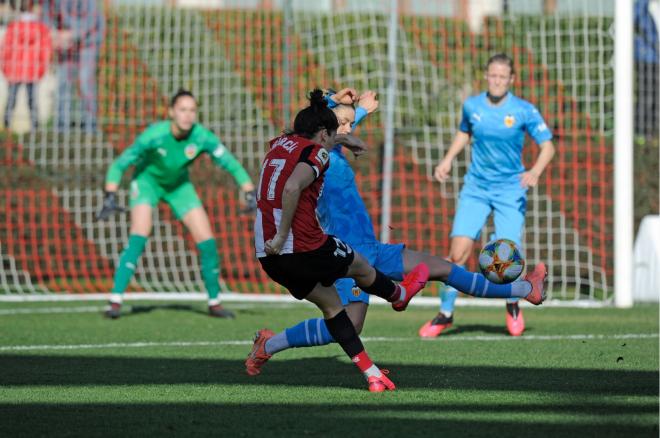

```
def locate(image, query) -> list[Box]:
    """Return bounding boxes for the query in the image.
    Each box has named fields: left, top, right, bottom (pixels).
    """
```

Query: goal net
left=1, top=0, right=639, bottom=304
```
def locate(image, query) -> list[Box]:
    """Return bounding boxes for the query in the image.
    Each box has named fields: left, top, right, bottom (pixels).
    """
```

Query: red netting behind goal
left=0, top=4, right=619, bottom=300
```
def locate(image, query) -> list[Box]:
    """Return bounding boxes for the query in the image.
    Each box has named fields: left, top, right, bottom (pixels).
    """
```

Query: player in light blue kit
left=419, top=53, right=556, bottom=338
left=244, top=87, right=549, bottom=376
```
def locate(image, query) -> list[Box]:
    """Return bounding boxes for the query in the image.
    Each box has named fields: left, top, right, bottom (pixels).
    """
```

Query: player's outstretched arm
left=434, top=131, right=471, bottom=182
left=329, top=88, right=357, bottom=106
left=350, top=90, right=378, bottom=130
left=335, top=133, right=368, bottom=157
left=205, top=133, right=256, bottom=212
left=207, top=140, right=253, bottom=188
left=356, top=90, right=378, bottom=114
left=264, top=163, right=315, bottom=255
left=520, top=140, right=555, bottom=188
left=98, top=136, right=149, bottom=221
left=95, top=190, right=125, bottom=221
left=240, top=182, right=257, bottom=213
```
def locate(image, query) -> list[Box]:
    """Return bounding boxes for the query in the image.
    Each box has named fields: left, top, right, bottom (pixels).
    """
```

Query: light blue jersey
left=316, top=102, right=405, bottom=305
left=460, top=92, right=552, bottom=186
left=316, top=146, right=377, bottom=245
left=317, top=145, right=405, bottom=305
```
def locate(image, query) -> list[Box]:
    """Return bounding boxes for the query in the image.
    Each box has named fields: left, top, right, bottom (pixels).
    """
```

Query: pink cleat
left=505, top=302, right=525, bottom=336
left=368, top=369, right=396, bottom=392
left=418, top=312, right=454, bottom=338
left=245, top=329, right=275, bottom=376
left=392, top=263, right=430, bottom=312
left=524, top=263, right=548, bottom=305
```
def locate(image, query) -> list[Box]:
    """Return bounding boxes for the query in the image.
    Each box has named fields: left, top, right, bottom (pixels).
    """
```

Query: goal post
left=614, top=0, right=634, bottom=308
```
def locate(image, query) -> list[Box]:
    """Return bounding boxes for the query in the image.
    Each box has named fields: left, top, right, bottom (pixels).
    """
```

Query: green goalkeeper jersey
left=105, top=121, right=251, bottom=188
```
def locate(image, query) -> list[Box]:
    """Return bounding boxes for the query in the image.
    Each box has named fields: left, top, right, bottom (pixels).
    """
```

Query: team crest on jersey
left=352, top=286, right=361, bottom=297
left=316, top=148, right=329, bottom=166
left=504, top=115, right=515, bottom=128
left=184, top=144, right=198, bottom=160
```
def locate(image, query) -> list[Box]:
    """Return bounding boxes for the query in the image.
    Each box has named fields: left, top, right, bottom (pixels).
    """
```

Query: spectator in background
left=43, top=0, right=104, bottom=133
left=634, top=0, right=659, bottom=142
left=1, top=0, right=52, bottom=129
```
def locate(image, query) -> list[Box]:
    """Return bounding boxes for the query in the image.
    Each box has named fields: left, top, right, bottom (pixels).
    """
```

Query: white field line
left=0, top=303, right=300, bottom=315
left=0, top=306, right=106, bottom=315
left=0, top=293, right=611, bottom=308
left=0, top=333, right=657, bottom=352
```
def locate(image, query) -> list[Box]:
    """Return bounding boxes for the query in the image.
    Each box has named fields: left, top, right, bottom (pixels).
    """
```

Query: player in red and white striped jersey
left=254, top=133, right=330, bottom=256
left=247, top=89, right=430, bottom=392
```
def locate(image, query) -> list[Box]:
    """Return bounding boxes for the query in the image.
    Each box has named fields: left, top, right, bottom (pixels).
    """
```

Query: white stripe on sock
left=363, top=364, right=382, bottom=379
left=315, top=318, right=323, bottom=345
left=304, top=319, right=310, bottom=345
left=469, top=274, right=478, bottom=294
left=396, top=285, right=406, bottom=303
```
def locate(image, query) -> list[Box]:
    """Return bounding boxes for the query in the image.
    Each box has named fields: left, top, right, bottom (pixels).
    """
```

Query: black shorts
left=258, top=235, right=355, bottom=300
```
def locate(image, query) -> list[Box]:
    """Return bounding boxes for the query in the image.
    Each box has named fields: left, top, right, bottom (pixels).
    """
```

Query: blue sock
left=285, top=318, right=334, bottom=348
left=447, top=265, right=531, bottom=299
left=440, top=287, right=458, bottom=314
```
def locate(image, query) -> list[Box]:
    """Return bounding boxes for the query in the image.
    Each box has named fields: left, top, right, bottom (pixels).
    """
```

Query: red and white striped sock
left=352, top=351, right=382, bottom=379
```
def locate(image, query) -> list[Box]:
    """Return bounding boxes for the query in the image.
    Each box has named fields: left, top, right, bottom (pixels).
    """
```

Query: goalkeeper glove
left=95, top=191, right=125, bottom=221
left=242, top=189, right=257, bottom=214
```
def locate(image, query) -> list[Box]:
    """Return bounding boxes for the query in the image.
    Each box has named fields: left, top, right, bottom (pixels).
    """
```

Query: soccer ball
left=478, top=239, right=525, bottom=284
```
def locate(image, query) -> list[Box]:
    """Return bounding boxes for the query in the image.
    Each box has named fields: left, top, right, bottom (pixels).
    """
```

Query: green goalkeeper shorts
left=129, top=174, right=203, bottom=219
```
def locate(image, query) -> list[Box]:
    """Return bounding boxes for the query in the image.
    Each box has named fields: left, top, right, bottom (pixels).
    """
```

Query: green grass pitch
left=0, top=300, right=657, bottom=437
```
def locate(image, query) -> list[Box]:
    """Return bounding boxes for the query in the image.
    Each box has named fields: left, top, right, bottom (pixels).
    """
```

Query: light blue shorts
left=451, top=179, right=527, bottom=246
left=336, top=241, right=405, bottom=306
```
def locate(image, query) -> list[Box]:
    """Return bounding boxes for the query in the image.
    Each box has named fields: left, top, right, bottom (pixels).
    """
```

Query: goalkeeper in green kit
left=96, top=89, right=256, bottom=319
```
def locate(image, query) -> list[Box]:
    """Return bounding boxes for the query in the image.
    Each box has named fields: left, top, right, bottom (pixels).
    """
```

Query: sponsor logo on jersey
left=184, top=144, right=198, bottom=160
left=504, top=115, right=515, bottom=128
left=157, top=148, right=167, bottom=157
left=316, top=148, right=329, bottom=166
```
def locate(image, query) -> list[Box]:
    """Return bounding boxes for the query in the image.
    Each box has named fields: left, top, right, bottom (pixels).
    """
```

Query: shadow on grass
left=1, top=355, right=657, bottom=436
left=125, top=304, right=207, bottom=317
left=0, top=401, right=657, bottom=437
left=430, top=323, right=524, bottom=336
left=0, top=355, right=656, bottom=397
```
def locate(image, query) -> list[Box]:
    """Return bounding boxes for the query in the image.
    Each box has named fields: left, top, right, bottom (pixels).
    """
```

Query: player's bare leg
left=408, top=239, right=547, bottom=337
left=346, top=251, right=429, bottom=312
left=305, top=283, right=395, bottom=392
left=345, top=301, right=368, bottom=334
